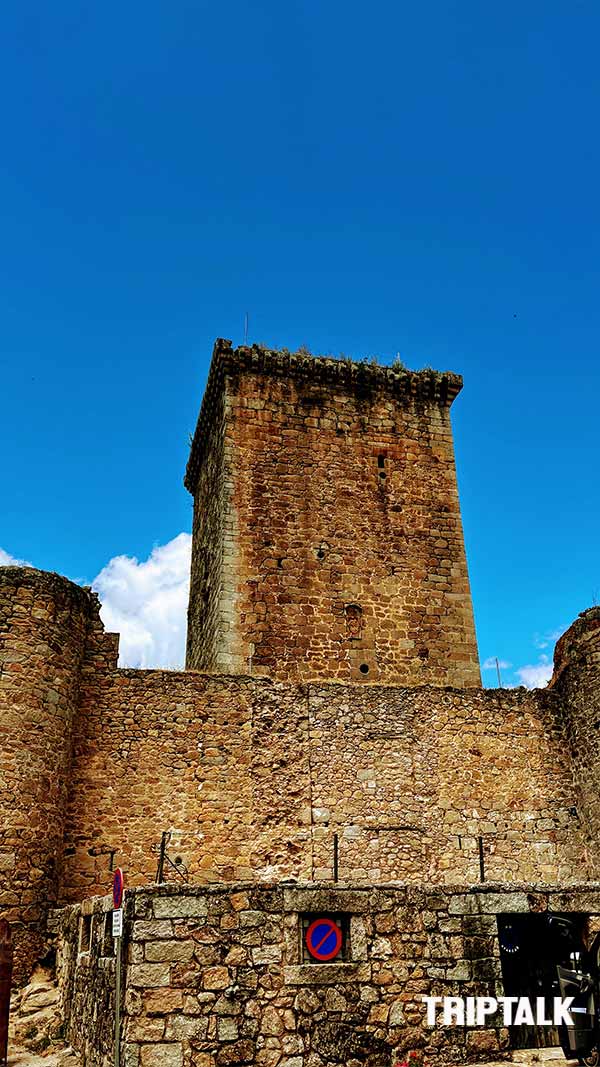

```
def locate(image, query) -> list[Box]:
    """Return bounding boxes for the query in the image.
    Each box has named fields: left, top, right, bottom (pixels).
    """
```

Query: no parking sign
left=305, top=918, right=343, bottom=961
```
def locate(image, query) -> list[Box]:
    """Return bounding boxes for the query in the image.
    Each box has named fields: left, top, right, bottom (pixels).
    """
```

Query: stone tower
left=0, top=568, right=97, bottom=981
left=185, top=340, right=480, bottom=687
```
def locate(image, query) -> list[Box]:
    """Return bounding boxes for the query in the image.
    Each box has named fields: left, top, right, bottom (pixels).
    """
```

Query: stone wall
left=186, top=342, right=237, bottom=673
left=1, top=565, right=595, bottom=987
left=54, top=893, right=117, bottom=1065
left=185, top=343, right=480, bottom=688
left=55, top=881, right=600, bottom=1067
left=550, top=607, right=600, bottom=875
left=62, top=662, right=588, bottom=903
left=0, top=567, right=107, bottom=982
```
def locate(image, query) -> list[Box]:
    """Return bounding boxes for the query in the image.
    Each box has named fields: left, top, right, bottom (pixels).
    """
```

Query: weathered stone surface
left=50, top=874, right=600, bottom=1067
left=185, top=341, right=480, bottom=688
left=140, top=1044, right=183, bottom=1067
left=153, top=896, right=208, bottom=920
left=3, top=342, right=600, bottom=1067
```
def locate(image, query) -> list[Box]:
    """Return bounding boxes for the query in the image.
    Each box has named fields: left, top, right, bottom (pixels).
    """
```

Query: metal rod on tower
left=156, top=831, right=168, bottom=884
left=495, top=657, right=503, bottom=688
left=333, top=834, right=339, bottom=883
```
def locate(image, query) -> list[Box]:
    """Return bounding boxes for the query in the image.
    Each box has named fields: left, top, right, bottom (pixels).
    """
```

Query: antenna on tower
left=244, top=312, right=249, bottom=346
left=495, top=657, right=503, bottom=688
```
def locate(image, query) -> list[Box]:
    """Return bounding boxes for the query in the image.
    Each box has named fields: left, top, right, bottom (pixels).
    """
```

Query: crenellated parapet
left=184, top=339, right=479, bottom=685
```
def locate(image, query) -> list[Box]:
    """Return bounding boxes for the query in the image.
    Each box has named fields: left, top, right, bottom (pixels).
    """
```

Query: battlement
left=185, top=339, right=463, bottom=493
left=184, top=337, right=480, bottom=685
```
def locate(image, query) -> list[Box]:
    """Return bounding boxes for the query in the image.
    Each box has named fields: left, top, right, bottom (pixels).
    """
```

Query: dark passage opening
left=497, top=912, right=588, bottom=1050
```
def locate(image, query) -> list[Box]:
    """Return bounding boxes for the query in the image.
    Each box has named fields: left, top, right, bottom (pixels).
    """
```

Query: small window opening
left=377, top=455, right=385, bottom=468
left=79, top=914, right=93, bottom=954
left=316, top=541, right=330, bottom=561
left=359, top=663, right=370, bottom=675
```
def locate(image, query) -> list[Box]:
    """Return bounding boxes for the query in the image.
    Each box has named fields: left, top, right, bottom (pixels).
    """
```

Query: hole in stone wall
left=359, top=663, right=370, bottom=675
left=377, top=455, right=385, bottom=468
left=277, top=558, right=283, bottom=568
left=316, top=542, right=330, bottom=561
left=78, top=914, right=92, bottom=954
left=418, top=647, right=429, bottom=660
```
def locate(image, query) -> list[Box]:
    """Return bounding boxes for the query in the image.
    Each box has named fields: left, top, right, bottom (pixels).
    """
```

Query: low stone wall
left=53, top=880, right=600, bottom=1067
left=54, top=894, right=117, bottom=1066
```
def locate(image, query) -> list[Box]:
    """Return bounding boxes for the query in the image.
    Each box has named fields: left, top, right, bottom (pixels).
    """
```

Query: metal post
left=478, top=836, right=485, bottom=883
left=333, top=833, right=339, bottom=883
left=114, top=933, right=121, bottom=1067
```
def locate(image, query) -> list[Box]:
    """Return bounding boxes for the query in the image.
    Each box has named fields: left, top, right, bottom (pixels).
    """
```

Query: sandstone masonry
left=185, top=342, right=480, bottom=687
left=1, top=340, right=598, bottom=1066
left=55, top=881, right=600, bottom=1067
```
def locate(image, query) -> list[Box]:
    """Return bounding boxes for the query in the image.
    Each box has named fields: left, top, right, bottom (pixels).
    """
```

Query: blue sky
left=2, top=1, right=599, bottom=685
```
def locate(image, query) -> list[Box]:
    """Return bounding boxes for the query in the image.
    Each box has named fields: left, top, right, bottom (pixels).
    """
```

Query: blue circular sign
left=305, top=918, right=342, bottom=961
left=112, top=868, right=124, bottom=909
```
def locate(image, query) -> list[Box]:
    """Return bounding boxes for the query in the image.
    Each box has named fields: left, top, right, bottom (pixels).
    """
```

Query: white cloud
left=0, top=547, right=31, bottom=567
left=533, top=627, right=565, bottom=651
left=481, top=657, right=512, bottom=671
left=515, top=654, right=553, bottom=690
left=92, top=533, right=192, bottom=670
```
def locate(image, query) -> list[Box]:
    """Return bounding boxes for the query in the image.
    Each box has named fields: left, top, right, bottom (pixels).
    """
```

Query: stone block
left=145, top=940, right=195, bottom=963
left=166, top=1015, right=210, bottom=1041
left=144, top=989, right=184, bottom=1014
left=154, top=896, right=208, bottom=919
left=129, top=963, right=172, bottom=988
left=251, top=946, right=282, bottom=965
left=128, top=1016, right=166, bottom=1042
left=203, top=966, right=230, bottom=990
left=132, top=920, right=174, bottom=941
left=140, top=1044, right=183, bottom=1067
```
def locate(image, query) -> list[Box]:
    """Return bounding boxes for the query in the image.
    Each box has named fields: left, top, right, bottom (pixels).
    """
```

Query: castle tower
left=185, top=341, right=480, bottom=687
left=0, top=567, right=96, bottom=982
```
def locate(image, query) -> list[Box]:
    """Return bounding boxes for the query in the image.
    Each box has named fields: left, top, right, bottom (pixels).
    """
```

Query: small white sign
left=112, top=908, right=123, bottom=938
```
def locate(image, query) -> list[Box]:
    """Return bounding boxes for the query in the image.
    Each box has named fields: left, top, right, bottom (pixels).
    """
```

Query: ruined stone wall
left=56, top=881, right=600, bottom=1067
left=185, top=343, right=481, bottom=688
left=63, top=661, right=588, bottom=904
left=0, top=567, right=100, bottom=983
left=550, top=607, right=600, bottom=876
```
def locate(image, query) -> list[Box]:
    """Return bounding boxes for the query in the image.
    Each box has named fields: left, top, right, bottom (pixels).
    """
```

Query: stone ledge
left=283, top=961, right=371, bottom=985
